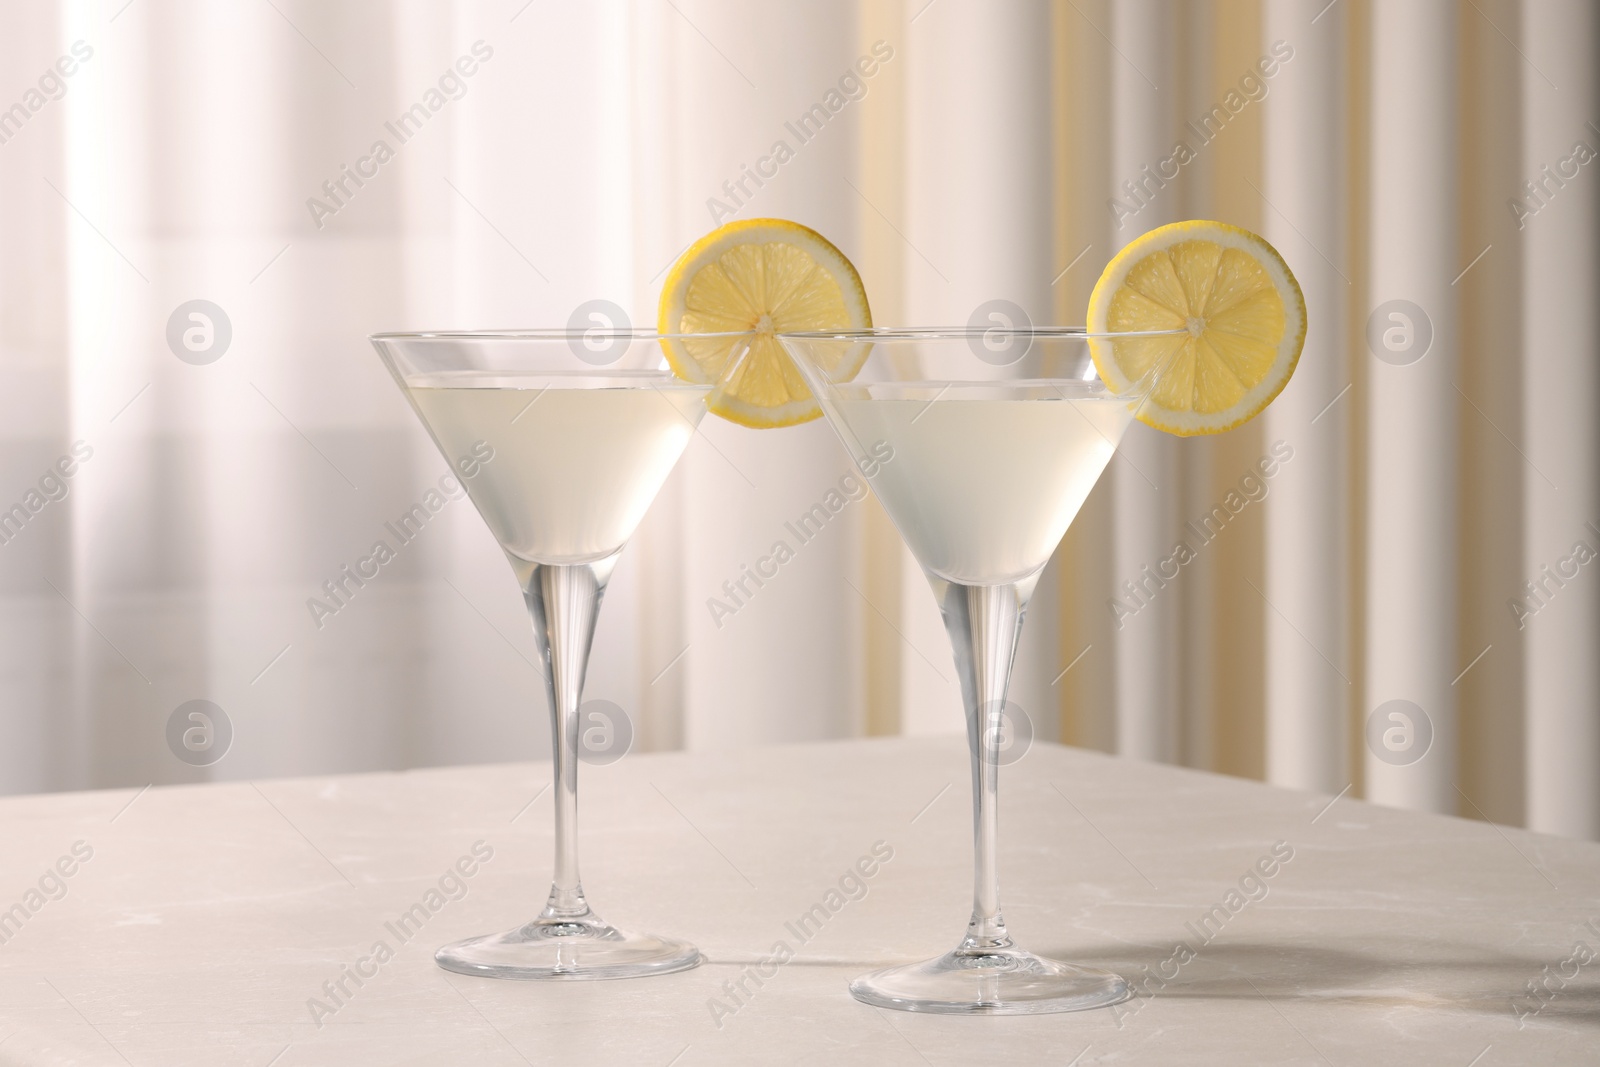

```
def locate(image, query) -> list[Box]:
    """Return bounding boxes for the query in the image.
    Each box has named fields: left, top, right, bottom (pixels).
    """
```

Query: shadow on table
left=1042, top=938, right=1600, bottom=1027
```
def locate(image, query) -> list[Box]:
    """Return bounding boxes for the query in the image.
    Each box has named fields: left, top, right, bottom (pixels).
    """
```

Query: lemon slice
left=1087, top=220, right=1305, bottom=436
left=658, top=218, right=871, bottom=427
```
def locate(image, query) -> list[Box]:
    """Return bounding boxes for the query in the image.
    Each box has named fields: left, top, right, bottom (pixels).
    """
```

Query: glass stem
left=930, top=573, right=1036, bottom=955
left=511, top=553, right=618, bottom=923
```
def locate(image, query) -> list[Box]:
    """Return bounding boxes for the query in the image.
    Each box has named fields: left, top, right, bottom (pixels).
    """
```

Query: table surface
left=0, top=736, right=1596, bottom=1066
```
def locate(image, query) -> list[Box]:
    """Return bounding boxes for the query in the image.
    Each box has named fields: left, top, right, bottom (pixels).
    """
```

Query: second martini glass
left=780, top=326, right=1177, bottom=1014
left=370, top=328, right=741, bottom=980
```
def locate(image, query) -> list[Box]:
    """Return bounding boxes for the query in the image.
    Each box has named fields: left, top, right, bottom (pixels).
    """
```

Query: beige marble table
left=0, top=737, right=1596, bottom=1065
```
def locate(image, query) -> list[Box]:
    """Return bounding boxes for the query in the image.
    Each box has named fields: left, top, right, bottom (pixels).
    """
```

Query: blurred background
left=0, top=0, right=1594, bottom=839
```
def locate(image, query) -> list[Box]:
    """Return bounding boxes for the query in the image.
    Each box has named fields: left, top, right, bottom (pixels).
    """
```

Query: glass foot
left=850, top=946, right=1129, bottom=1015
left=436, top=913, right=701, bottom=981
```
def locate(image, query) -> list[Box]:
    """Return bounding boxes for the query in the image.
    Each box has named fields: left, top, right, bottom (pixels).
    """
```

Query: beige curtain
left=1, top=1, right=1594, bottom=840
left=858, top=0, right=1599, bottom=839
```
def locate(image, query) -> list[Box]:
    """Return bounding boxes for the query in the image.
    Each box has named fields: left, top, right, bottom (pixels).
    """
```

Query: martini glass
left=369, top=328, right=740, bottom=980
left=779, top=326, right=1178, bottom=1014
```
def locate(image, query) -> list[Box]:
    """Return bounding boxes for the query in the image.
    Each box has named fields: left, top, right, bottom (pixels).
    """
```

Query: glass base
left=850, top=946, right=1130, bottom=1015
left=436, top=913, right=701, bottom=981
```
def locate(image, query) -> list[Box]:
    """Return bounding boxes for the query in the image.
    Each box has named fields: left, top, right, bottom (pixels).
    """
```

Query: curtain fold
left=1521, top=0, right=1600, bottom=839
left=1261, top=0, right=1348, bottom=794
left=1457, top=0, right=1525, bottom=827
left=1364, top=0, right=1459, bottom=814
left=1108, top=0, right=1182, bottom=763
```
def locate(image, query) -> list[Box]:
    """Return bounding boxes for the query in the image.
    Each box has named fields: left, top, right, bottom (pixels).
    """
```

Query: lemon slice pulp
left=1087, top=220, right=1305, bottom=436
left=658, top=218, right=871, bottom=428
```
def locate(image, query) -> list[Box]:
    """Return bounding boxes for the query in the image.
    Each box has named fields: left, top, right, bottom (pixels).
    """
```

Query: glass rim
left=368, top=329, right=752, bottom=342
left=777, top=326, right=1189, bottom=342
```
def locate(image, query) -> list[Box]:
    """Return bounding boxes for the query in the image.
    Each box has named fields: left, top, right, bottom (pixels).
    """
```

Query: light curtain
left=0, top=0, right=1594, bottom=841
left=875, top=0, right=1598, bottom=839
